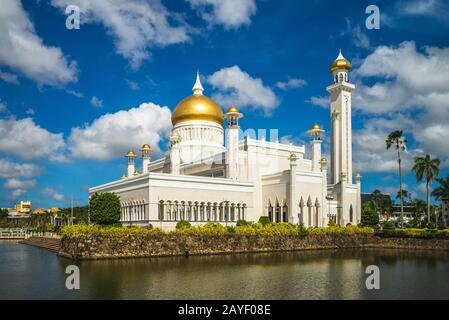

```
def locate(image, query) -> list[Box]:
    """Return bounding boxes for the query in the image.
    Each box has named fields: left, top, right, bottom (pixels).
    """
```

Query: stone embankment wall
left=59, top=233, right=449, bottom=260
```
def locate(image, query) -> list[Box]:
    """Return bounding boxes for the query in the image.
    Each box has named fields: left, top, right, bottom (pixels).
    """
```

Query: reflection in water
left=1, top=241, right=448, bottom=300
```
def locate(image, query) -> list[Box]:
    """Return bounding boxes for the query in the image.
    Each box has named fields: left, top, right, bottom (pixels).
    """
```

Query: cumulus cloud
left=0, top=117, right=66, bottom=161
left=3, top=178, right=36, bottom=190
left=0, top=100, right=7, bottom=113
left=3, top=178, right=36, bottom=200
left=51, top=0, right=190, bottom=70
left=25, top=108, right=35, bottom=115
left=306, top=96, right=328, bottom=108
left=68, top=102, right=172, bottom=160
left=41, top=187, right=64, bottom=201
left=275, top=77, right=307, bottom=90
left=125, top=79, right=140, bottom=91
left=351, top=41, right=449, bottom=170
left=187, top=0, right=256, bottom=29
left=0, top=0, right=77, bottom=87
left=90, top=96, right=104, bottom=108
left=207, top=66, right=279, bottom=115
left=0, top=159, right=41, bottom=178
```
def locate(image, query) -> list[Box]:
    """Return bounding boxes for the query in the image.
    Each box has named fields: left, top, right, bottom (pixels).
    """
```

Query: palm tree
left=396, top=189, right=411, bottom=204
left=432, top=175, right=449, bottom=227
left=412, top=199, right=426, bottom=227
left=386, top=131, right=407, bottom=226
left=412, top=154, right=440, bottom=224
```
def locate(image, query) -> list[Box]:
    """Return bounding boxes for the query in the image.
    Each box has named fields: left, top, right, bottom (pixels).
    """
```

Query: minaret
left=140, top=144, right=152, bottom=174
left=327, top=50, right=355, bottom=184
left=308, top=124, right=324, bottom=172
left=126, top=150, right=136, bottom=178
left=289, top=152, right=298, bottom=224
left=225, top=106, right=243, bottom=180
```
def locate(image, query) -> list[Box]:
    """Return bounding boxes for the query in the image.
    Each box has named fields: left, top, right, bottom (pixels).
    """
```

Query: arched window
left=315, top=198, right=320, bottom=227
left=158, top=201, right=164, bottom=220
left=282, top=204, right=289, bottom=222
left=268, top=202, right=274, bottom=222
left=299, top=197, right=304, bottom=225
left=339, top=73, right=343, bottom=83
left=275, top=200, right=281, bottom=223
left=349, top=204, right=354, bottom=223
left=230, top=204, right=235, bottom=222
left=307, top=197, right=313, bottom=227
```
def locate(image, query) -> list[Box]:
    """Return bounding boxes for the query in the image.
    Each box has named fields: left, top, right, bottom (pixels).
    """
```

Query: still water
left=0, top=241, right=448, bottom=300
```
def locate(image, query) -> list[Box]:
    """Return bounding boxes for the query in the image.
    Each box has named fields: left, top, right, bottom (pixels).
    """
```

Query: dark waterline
left=1, top=241, right=448, bottom=300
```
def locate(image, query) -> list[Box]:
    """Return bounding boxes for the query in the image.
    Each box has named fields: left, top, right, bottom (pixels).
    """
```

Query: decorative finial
left=192, top=70, right=204, bottom=95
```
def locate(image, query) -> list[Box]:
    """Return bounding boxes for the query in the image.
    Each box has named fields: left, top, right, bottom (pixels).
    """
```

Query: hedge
left=61, top=223, right=374, bottom=239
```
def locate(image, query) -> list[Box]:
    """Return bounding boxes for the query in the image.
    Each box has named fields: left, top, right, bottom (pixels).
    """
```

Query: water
left=0, top=241, right=448, bottom=299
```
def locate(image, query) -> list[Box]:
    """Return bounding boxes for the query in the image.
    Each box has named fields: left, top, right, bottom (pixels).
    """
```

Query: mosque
left=89, top=51, right=361, bottom=229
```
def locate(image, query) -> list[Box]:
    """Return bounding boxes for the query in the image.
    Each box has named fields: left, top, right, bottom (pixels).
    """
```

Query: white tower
left=327, top=50, right=355, bottom=184
left=225, top=106, right=243, bottom=180
left=140, top=144, right=152, bottom=174
left=170, top=133, right=181, bottom=175
left=308, top=124, right=324, bottom=172
left=126, top=150, right=136, bottom=178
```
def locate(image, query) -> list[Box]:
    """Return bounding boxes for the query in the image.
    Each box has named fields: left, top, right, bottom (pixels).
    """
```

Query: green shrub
left=61, top=225, right=163, bottom=238
left=176, top=220, right=191, bottom=229
left=236, top=219, right=251, bottom=227
left=226, top=226, right=236, bottom=234
left=308, top=225, right=374, bottom=235
left=426, top=222, right=436, bottom=229
left=89, top=192, right=121, bottom=225
left=258, top=216, right=271, bottom=226
left=382, top=220, right=395, bottom=230
left=172, top=222, right=228, bottom=236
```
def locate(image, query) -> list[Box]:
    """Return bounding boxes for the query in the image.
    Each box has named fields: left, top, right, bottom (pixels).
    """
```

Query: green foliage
left=258, top=216, right=271, bottom=226
left=61, top=225, right=163, bottom=238
left=176, top=220, right=191, bottom=229
left=89, top=192, right=121, bottom=225
left=236, top=219, right=251, bottom=227
left=308, top=225, right=374, bottom=234
left=61, top=222, right=375, bottom=239
left=0, top=208, right=9, bottom=219
left=379, top=227, right=449, bottom=239
left=382, top=220, right=396, bottom=230
left=426, top=221, right=436, bottom=229
left=327, top=219, right=337, bottom=227
left=59, top=206, right=89, bottom=225
left=361, top=202, right=380, bottom=230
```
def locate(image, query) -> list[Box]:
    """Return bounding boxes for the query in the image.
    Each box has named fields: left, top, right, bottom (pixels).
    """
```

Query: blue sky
left=1, top=0, right=449, bottom=209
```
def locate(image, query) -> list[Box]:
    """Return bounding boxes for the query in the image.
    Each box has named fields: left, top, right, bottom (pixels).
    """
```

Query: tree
left=59, top=206, right=89, bottom=225
left=0, top=208, right=9, bottom=219
left=89, top=192, right=121, bottom=225
left=412, top=154, right=440, bottom=224
left=432, top=175, right=449, bottom=201
left=411, top=199, right=426, bottom=228
left=386, top=130, right=407, bottom=227
left=361, top=201, right=380, bottom=229
left=396, top=189, right=411, bottom=204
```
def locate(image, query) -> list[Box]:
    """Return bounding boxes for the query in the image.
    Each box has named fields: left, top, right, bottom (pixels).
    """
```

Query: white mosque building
left=89, top=51, right=362, bottom=229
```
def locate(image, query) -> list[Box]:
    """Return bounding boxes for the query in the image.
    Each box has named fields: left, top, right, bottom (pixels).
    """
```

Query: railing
left=0, top=228, right=59, bottom=239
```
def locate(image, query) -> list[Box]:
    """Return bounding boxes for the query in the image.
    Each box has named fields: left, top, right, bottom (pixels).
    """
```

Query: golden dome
left=330, top=50, right=352, bottom=73
left=126, top=150, right=136, bottom=158
left=172, top=94, right=224, bottom=126
left=171, top=72, right=224, bottom=126
left=227, top=106, right=239, bottom=114
left=141, top=144, right=151, bottom=151
left=310, top=123, right=322, bottom=131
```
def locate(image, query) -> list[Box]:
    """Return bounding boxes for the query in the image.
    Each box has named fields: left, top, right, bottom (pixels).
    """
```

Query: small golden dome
left=126, top=150, right=136, bottom=158
left=133, top=171, right=139, bottom=176
left=330, top=50, right=352, bottom=73
left=311, top=124, right=321, bottom=130
left=141, top=144, right=151, bottom=151
left=320, top=157, right=328, bottom=164
left=289, top=152, right=298, bottom=161
left=227, top=106, right=239, bottom=114
left=172, top=94, right=224, bottom=126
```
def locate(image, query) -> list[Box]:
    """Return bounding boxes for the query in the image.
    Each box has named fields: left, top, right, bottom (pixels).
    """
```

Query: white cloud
left=51, top=0, right=190, bottom=70
left=0, top=117, right=66, bottom=161
left=207, top=66, right=279, bottom=115
left=306, top=96, right=328, bottom=108
left=68, top=102, right=172, bottom=160
left=3, top=178, right=36, bottom=200
left=67, top=90, right=84, bottom=98
left=352, top=41, right=449, bottom=168
left=25, top=108, right=35, bottom=115
left=188, top=0, right=256, bottom=29
left=90, top=96, right=104, bottom=108
left=0, top=70, right=19, bottom=85
left=41, top=187, right=64, bottom=202
left=0, top=0, right=77, bottom=87
left=126, top=79, right=140, bottom=91
left=275, top=77, right=307, bottom=90
left=0, top=100, right=7, bottom=113
left=3, top=178, right=37, bottom=190
left=0, top=159, right=41, bottom=178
